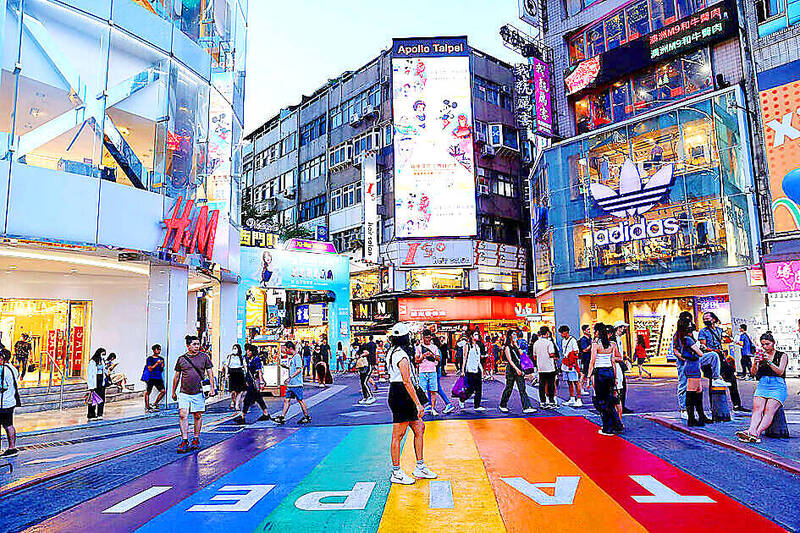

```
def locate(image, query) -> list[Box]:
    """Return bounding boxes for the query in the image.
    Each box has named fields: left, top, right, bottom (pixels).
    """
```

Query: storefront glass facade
left=0, top=0, right=246, bottom=224
left=537, top=88, right=755, bottom=286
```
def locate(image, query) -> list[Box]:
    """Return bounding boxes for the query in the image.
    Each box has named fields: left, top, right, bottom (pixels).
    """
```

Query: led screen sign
left=564, top=0, right=736, bottom=97
left=391, top=37, right=477, bottom=238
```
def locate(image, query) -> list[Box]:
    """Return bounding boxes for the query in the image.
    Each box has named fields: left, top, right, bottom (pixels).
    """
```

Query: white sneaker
left=498, top=406, right=509, bottom=413
left=358, top=399, right=366, bottom=405
left=573, top=399, right=583, bottom=408
left=712, top=378, right=729, bottom=388
left=429, top=408, right=439, bottom=416
left=565, top=398, right=575, bottom=406
left=390, top=469, right=416, bottom=485
left=412, top=464, right=438, bottom=479
left=680, top=410, right=689, bottom=420
left=458, top=400, right=465, bottom=409
left=474, top=406, right=487, bottom=412
left=443, top=403, right=455, bottom=415
left=523, top=407, right=537, bottom=413
left=365, top=397, right=376, bottom=405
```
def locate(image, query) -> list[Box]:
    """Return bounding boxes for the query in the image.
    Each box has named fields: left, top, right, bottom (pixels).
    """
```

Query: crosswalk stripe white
left=102, top=486, right=172, bottom=514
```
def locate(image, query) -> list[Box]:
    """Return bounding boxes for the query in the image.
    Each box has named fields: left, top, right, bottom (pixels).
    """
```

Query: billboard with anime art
left=391, top=37, right=477, bottom=238
left=759, top=60, right=800, bottom=234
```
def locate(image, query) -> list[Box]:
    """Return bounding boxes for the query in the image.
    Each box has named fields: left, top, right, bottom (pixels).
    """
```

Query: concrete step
left=16, top=388, right=143, bottom=414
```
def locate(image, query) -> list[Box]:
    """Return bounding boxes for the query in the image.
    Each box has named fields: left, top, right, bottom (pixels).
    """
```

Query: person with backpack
left=0, top=349, right=20, bottom=457
left=558, top=325, right=582, bottom=407
left=172, top=335, right=216, bottom=453
left=234, top=344, right=273, bottom=425
left=143, top=344, right=166, bottom=412
left=736, top=324, right=755, bottom=380
left=499, top=330, right=536, bottom=414
left=224, top=344, right=247, bottom=410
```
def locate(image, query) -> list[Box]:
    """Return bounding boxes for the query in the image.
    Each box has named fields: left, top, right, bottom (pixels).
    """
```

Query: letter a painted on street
left=187, top=485, right=275, bottom=512
left=501, top=476, right=580, bottom=505
left=630, top=475, right=715, bottom=503
left=294, top=482, right=375, bottom=511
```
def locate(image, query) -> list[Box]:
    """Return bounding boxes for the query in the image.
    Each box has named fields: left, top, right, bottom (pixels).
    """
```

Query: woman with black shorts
left=386, top=323, right=437, bottom=486
left=225, top=344, right=247, bottom=410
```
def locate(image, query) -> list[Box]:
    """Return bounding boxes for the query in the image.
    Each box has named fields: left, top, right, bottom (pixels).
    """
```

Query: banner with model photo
left=391, top=37, right=477, bottom=238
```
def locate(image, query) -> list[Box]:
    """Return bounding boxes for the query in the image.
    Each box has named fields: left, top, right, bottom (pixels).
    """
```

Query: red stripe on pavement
left=529, top=417, right=784, bottom=533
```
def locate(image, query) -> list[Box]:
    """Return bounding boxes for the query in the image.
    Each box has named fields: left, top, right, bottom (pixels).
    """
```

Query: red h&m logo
left=161, top=196, right=220, bottom=261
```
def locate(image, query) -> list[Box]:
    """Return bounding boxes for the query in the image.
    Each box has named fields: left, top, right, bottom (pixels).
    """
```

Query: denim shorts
left=286, top=386, right=304, bottom=400
left=418, top=371, right=439, bottom=392
left=755, top=376, right=787, bottom=404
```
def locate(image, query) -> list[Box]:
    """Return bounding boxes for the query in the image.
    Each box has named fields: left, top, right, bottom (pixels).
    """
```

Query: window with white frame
left=330, top=182, right=362, bottom=212
left=352, top=129, right=381, bottom=157
left=328, top=143, right=352, bottom=168
left=300, top=155, right=326, bottom=183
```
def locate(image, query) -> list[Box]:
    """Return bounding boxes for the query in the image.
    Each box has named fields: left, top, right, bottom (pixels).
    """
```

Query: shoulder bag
left=181, top=355, right=212, bottom=396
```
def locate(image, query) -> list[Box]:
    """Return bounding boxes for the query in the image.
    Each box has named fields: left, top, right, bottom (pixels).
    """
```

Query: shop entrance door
left=0, top=299, right=91, bottom=388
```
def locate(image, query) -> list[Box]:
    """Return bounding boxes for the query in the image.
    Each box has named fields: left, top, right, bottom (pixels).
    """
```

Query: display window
left=682, top=49, right=713, bottom=96
left=626, top=0, right=652, bottom=40
left=656, top=59, right=685, bottom=101
left=586, top=23, right=606, bottom=57
left=650, top=0, right=678, bottom=30
left=604, top=12, right=627, bottom=50
left=611, top=81, right=634, bottom=122
left=0, top=299, right=91, bottom=388
left=406, top=269, right=465, bottom=291
left=575, top=96, right=592, bottom=134
left=569, top=34, right=587, bottom=64
left=591, top=89, right=613, bottom=129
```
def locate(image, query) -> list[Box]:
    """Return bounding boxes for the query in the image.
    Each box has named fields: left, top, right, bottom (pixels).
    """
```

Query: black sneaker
left=1, top=448, right=18, bottom=457
left=234, top=416, right=247, bottom=425
left=274, top=416, right=286, bottom=425
left=733, top=406, right=750, bottom=412
left=257, top=414, right=271, bottom=422
left=298, top=415, right=311, bottom=424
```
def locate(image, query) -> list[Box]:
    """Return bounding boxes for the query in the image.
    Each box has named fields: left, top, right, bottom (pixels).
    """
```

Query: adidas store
left=533, top=87, right=766, bottom=369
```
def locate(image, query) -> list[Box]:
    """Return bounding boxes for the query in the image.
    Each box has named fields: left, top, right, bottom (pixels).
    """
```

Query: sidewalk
left=646, top=409, right=800, bottom=473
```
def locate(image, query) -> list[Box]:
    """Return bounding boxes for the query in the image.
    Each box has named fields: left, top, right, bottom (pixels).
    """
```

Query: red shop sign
left=398, top=296, right=537, bottom=322
left=161, top=196, right=220, bottom=261
left=70, top=326, right=84, bottom=374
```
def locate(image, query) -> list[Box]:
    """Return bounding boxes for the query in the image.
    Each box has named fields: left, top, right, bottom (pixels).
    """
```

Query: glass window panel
left=569, top=34, right=586, bottom=63
left=650, top=0, right=677, bottom=31
left=0, top=0, right=21, bottom=158
left=633, top=68, right=657, bottom=112
left=655, top=58, right=685, bottom=102
left=131, top=0, right=172, bottom=22
left=678, top=103, right=716, bottom=183
left=605, top=13, right=627, bottom=50
left=17, top=0, right=110, bottom=176
left=585, top=24, right=606, bottom=57
left=611, top=81, right=633, bottom=122
left=591, top=89, right=612, bottom=129
left=575, top=96, right=592, bottom=134
left=629, top=113, right=679, bottom=185
left=105, top=29, right=170, bottom=190
left=682, top=48, right=712, bottom=96
left=626, top=0, right=651, bottom=40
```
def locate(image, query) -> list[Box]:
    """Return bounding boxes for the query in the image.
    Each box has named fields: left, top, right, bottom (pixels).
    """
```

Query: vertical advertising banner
left=207, top=72, right=235, bottom=220
left=759, top=62, right=800, bottom=234
left=531, top=57, right=553, bottom=136
left=363, top=153, right=379, bottom=263
left=391, top=37, right=477, bottom=238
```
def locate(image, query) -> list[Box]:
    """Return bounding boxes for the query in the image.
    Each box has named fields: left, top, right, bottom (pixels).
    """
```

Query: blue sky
left=244, top=0, right=523, bottom=133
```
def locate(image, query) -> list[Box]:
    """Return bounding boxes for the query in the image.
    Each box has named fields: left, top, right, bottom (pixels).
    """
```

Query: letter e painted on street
left=630, top=475, right=715, bottom=503
left=501, top=476, right=580, bottom=505
left=187, top=485, right=275, bottom=512
left=294, top=482, right=375, bottom=511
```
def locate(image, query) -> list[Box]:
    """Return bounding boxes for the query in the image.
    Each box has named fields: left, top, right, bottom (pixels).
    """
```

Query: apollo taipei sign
left=589, top=160, right=679, bottom=246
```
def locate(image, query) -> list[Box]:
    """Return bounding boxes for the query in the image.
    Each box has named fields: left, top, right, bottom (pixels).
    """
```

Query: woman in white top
left=587, top=323, right=624, bottom=436
left=386, top=323, right=437, bottom=485
left=225, top=344, right=246, bottom=410
left=87, top=348, right=107, bottom=421
left=459, top=330, right=485, bottom=411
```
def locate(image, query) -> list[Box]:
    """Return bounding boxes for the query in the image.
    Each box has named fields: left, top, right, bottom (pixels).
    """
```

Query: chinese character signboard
left=513, top=63, right=535, bottom=139
left=765, top=261, right=800, bottom=293
left=363, top=153, right=380, bottom=263
left=397, top=240, right=474, bottom=268
left=758, top=60, right=800, bottom=235
left=531, top=57, right=553, bottom=136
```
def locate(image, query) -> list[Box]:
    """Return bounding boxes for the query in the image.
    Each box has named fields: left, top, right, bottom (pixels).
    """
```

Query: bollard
left=765, top=406, right=791, bottom=439
left=709, top=386, right=731, bottom=422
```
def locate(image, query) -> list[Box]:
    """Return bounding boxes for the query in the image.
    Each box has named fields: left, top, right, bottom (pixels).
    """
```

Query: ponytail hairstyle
left=594, top=322, right=610, bottom=349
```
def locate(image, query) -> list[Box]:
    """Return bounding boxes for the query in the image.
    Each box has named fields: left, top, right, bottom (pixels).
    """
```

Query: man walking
left=275, top=341, right=311, bottom=425
left=13, top=334, right=31, bottom=381
left=172, top=335, right=216, bottom=453
left=558, top=326, right=582, bottom=407
left=301, top=340, right=313, bottom=379
left=144, top=344, right=166, bottom=412
left=416, top=329, right=455, bottom=416
left=736, top=324, right=754, bottom=380
left=0, top=349, right=19, bottom=457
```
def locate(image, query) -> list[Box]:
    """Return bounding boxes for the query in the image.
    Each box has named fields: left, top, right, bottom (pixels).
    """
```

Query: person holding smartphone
left=416, top=329, right=454, bottom=416
left=737, top=332, right=788, bottom=443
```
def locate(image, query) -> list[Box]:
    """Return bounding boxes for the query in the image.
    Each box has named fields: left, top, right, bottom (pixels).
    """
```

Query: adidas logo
left=589, top=159, right=680, bottom=246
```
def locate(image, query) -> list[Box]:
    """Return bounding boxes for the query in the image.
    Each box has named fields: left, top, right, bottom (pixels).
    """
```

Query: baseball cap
left=390, top=323, right=411, bottom=337
left=613, top=320, right=629, bottom=329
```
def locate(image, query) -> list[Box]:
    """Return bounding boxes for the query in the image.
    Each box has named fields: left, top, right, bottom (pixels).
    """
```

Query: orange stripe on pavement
left=469, top=418, right=647, bottom=533
left=378, top=419, right=506, bottom=532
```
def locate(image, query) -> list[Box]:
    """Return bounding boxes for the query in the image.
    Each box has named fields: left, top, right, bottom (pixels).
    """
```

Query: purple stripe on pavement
left=24, top=428, right=297, bottom=533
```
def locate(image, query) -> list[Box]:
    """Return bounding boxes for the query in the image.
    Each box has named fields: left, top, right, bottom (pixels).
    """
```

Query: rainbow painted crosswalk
left=29, top=417, right=784, bottom=533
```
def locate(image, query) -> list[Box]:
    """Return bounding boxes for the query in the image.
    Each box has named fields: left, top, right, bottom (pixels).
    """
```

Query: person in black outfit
left=578, top=325, right=592, bottom=393
left=499, top=330, right=535, bottom=414
left=234, top=344, right=272, bottom=424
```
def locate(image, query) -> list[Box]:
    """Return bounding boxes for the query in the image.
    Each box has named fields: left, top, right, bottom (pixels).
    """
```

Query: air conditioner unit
left=283, top=189, right=296, bottom=199
left=349, top=113, right=362, bottom=126
left=363, top=104, right=379, bottom=117
left=480, top=145, right=495, bottom=158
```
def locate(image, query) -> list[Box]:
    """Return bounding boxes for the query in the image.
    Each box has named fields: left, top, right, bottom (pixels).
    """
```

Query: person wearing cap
left=386, top=323, right=437, bottom=485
